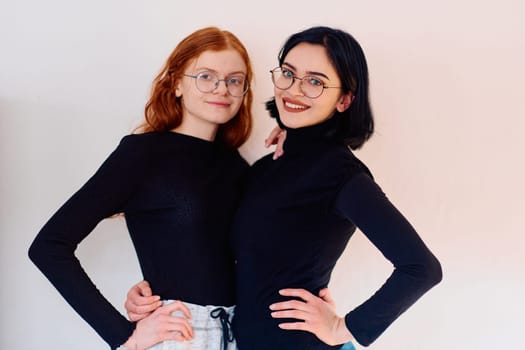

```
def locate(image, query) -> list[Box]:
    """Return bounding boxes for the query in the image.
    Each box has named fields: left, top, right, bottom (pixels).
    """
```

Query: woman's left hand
left=269, top=288, right=354, bottom=346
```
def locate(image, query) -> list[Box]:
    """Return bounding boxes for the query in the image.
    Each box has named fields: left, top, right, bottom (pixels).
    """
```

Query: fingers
left=125, top=297, right=162, bottom=318
left=265, top=126, right=287, bottom=160
left=152, top=301, right=194, bottom=339
left=137, top=280, right=153, bottom=297
left=265, top=126, right=283, bottom=147
left=125, top=281, right=161, bottom=321
left=278, top=321, right=310, bottom=331
left=278, top=288, right=316, bottom=302
left=269, top=299, right=307, bottom=312
left=128, top=281, right=159, bottom=305
left=272, top=130, right=287, bottom=160
left=161, top=314, right=194, bottom=339
left=134, top=309, right=195, bottom=348
left=318, top=288, right=335, bottom=307
left=162, top=300, right=192, bottom=319
left=271, top=309, right=309, bottom=320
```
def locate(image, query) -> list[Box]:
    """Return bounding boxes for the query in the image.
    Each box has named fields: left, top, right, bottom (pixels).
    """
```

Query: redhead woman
left=29, top=26, right=255, bottom=350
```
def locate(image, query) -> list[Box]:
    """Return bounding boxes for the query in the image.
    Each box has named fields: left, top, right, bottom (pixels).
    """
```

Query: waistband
left=163, top=300, right=234, bottom=350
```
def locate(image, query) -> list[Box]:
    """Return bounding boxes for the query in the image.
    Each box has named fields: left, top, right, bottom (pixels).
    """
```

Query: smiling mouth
left=283, top=100, right=308, bottom=111
left=207, top=101, right=231, bottom=107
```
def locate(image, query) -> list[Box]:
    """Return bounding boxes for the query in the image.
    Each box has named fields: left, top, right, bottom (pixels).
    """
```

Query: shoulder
left=247, top=152, right=273, bottom=173
left=218, top=148, right=251, bottom=180
left=105, top=132, right=167, bottom=168
left=320, top=144, right=374, bottom=180
left=231, top=149, right=250, bottom=169
left=119, top=132, right=164, bottom=150
left=117, top=131, right=180, bottom=158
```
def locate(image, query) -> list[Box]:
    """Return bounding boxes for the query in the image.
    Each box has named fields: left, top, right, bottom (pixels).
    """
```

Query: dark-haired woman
left=230, top=26, right=442, bottom=350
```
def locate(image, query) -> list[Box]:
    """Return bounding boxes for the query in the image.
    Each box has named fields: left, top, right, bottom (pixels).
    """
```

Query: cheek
left=232, top=99, right=244, bottom=112
left=274, top=90, right=284, bottom=107
left=274, top=87, right=283, bottom=99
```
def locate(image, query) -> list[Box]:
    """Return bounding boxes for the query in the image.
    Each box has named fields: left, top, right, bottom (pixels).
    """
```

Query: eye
left=197, top=71, right=215, bottom=81
left=281, top=68, right=294, bottom=79
left=305, top=76, right=323, bottom=87
left=227, top=76, right=245, bottom=86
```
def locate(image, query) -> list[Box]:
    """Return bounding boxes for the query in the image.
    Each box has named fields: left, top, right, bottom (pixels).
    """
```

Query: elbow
left=28, top=235, right=55, bottom=270
left=400, top=253, right=442, bottom=290
left=423, top=254, right=442, bottom=289
left=28, top=237, right=44, bottom=268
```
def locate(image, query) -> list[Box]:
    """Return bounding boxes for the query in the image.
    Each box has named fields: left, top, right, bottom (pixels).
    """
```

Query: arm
left=270, top=172, right=442, bottom=347
left=335, top=172, right=442, bottom=346
left=28, top=136, right=148, bottom=349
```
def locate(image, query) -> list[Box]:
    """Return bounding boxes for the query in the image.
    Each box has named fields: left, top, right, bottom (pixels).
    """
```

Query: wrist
left=334, top=316, right=354, bottom=344
left=119, top=329, right=138, bottom=350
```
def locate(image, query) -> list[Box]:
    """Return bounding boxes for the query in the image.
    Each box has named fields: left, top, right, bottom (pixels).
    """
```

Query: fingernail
left=269, top=304, right=275, bottom=310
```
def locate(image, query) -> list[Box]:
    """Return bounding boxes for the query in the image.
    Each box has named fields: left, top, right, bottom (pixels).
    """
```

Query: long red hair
left=137, top=27, right=253, bottom=149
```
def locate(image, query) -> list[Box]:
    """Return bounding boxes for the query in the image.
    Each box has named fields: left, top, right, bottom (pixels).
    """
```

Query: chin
left=280, top=115, right=314, bottom=129
left=210, top=114, right=237, bottom=125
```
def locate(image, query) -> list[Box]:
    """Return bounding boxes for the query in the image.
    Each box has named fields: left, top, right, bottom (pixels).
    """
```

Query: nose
left=289, top=77, right=305, bottom=96
left=213, top=79, right=229, bottom=95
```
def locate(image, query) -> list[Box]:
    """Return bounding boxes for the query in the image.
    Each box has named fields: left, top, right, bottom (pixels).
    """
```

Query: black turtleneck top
left=29, top=132, right=248, bottom=349
left=231, top=117, right=442, bottom=349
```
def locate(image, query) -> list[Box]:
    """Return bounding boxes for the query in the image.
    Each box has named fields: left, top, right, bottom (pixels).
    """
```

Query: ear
left=175, top=79, right=182, bottom=98
left=336, top=92, right=354, bottom=113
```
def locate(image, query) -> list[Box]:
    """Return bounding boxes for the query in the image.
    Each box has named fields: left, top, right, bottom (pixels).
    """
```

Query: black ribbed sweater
left=231, top=117, right=442, bottom=349
left=29, top=132, right=248, bottom=349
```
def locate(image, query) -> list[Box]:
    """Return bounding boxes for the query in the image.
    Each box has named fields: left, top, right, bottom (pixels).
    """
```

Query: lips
left=207, top=100, right=231, bottom=107
left=282, top=98, right=309, bottom=112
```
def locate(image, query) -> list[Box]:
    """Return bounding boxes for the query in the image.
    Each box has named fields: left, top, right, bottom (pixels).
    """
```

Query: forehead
left=190, top=49, right=247, bottom=74
left=283, top=43, right=337, bottom=78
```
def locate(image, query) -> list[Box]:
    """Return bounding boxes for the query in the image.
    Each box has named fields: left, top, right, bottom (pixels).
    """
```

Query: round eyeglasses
left=184, top=71, right=249, bottom=97
left=270, top=67, right=342, bottom=99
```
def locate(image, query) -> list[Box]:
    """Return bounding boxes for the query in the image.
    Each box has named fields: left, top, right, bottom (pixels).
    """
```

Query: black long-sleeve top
left=231, top=117, right=442, bottom=349
left=29, top=132, right=248, bottom=349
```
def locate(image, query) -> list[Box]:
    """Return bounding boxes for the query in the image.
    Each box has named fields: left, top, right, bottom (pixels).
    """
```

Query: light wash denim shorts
left=340, top=341, right=356, bottom=350
left=147, top=300, right=236, bottom=350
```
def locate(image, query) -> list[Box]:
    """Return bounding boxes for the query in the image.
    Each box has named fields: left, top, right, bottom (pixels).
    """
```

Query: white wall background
left=1, top=0, right=524, bottom=349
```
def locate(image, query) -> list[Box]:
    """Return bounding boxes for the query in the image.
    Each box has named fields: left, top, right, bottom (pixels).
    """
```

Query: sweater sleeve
left=28, top=135, right=148, bottom=349
left=334, top=172, right=442, bottom=346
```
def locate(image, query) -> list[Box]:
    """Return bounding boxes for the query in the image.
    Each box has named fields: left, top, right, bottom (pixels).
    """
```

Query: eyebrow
left=282, top=62, right=330, bottom=80
left=193, top=67, right=247, bottom=76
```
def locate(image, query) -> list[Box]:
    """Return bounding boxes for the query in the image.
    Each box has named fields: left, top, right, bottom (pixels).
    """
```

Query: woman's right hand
left=125, top=280, right=162, bottom=321
left=264, top=126, right=286, bottom=160
left=123, top=301, right=194, bottom=350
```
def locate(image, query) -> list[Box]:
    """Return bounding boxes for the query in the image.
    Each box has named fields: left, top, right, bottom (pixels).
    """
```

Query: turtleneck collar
left=280, top=113, right=344, bottom=155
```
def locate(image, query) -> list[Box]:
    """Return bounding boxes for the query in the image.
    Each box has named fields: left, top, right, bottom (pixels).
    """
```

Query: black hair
left=266, top=26, right=374, bottom=149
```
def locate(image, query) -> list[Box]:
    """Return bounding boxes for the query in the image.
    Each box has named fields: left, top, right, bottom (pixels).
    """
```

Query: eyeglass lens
left=194, top=71, right=248, bottom=97
left=271, top=68, right=324, bottom=98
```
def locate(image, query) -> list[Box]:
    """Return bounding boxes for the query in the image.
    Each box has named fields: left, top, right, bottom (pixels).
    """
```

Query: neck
left=281, top=115, right=343, bottom=154
left=173, top=119, right=218, bottom=142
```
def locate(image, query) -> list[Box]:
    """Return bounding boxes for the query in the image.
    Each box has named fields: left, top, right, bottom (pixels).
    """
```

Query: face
left=175, top=49, right=247, bottom=130
left=274, top=43, right=352, bottom=129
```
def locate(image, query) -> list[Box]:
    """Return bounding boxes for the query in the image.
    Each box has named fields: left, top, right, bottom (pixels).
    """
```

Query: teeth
left=284, top=101, right=306, bottom=110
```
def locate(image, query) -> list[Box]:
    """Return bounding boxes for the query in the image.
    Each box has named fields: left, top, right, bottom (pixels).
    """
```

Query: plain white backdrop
left=1, top=0, right=524, bottom=349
